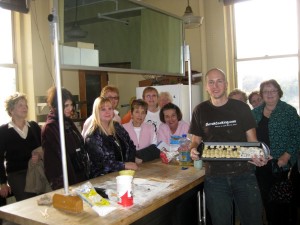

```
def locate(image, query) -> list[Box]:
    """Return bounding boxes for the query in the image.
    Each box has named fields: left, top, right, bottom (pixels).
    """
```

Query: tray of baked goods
left=198, top=142, right=270, bottom=161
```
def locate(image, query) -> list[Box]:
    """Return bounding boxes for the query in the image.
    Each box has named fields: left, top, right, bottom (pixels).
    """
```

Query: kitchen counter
left=0, top=160, right=205, bottom=225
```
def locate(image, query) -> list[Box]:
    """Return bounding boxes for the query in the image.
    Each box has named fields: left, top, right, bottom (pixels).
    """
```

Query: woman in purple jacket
left=42, top=87, right=89, bottom=190
left=84, top=97, right=137, bottom=178
left=123, top=99, right=158, bottom=163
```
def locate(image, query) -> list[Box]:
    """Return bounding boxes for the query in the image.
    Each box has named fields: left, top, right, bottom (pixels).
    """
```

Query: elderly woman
left=157, top=103, right=189, bottom=145
left=85, top=97, right=137, bottom=178
left=0, top=92, right=41, bottom=201
left=42, top=87, right=89, bottom=190
left=158, top=91, right=173, bottom=108
left=252, top=79, right=300, bottom=225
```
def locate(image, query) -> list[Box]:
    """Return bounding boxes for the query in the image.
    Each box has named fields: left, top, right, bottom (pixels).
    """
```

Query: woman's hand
left=277, top=152, right=291, bottom=167
left=249, top=155, right=272, bottom=167
left=135, top=157, right=143, bottom=164
left=31, top=153, right=39, bottom=164
left=0, top=184, right=11, bottom=198
left=190, top=147, right=200, bottom=161
left=125, top=162, right=138, bottom=170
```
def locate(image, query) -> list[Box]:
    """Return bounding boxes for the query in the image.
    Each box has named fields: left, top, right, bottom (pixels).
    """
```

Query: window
left=234, top=0, right=299, bottom=112
left=0, top=8, right=17, bottom=124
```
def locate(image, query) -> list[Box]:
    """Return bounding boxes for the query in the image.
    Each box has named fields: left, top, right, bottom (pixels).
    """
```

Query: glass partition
left=63, top=0, right=184, bottom=76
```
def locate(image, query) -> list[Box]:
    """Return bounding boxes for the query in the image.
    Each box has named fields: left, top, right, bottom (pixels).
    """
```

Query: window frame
left=231, top=0, right=300, bottom=111
left=0, top=9, right=18, bottom=124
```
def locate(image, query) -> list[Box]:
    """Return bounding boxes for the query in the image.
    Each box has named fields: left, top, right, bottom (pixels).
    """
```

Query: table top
left=0, top=160, right=205, bottom=225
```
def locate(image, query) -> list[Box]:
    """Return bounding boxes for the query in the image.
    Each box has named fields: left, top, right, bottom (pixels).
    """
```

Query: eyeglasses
left=106, top=96, right=119, bottom=100
left=262, top=90, right=278, bottom=95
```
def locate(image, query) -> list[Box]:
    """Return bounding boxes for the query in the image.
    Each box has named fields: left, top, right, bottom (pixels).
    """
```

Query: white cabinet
left=136, top=84, right=202, bottom=123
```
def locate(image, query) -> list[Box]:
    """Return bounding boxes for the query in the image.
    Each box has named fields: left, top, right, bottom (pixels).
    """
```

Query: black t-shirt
left=256, top=115, right=270, bottom=147
left=189, top=99, right=257, bottom=175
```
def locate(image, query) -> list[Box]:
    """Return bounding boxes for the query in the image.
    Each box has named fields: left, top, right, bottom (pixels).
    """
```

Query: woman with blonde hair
left=82, top=85, right=121, bottom=139
left=85, top=97, right=137, bottom=178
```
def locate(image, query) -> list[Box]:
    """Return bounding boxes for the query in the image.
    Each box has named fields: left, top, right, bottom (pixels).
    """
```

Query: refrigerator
left=136, top=84, right=202, bottom=123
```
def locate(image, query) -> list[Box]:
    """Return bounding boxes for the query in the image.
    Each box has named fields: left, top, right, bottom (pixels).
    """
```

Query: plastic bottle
left=178, top=134, right=192, bottom=166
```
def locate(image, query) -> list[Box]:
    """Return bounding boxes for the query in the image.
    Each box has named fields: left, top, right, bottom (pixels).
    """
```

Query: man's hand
left=190, top=148, right=200, bottom=161
left=0, top=184, right=11, bottom=198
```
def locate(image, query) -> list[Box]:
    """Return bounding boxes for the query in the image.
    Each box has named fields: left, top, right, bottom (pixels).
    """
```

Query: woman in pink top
left=123, top=99, right=158, bottom=163
left=157, top=103, right=189, bottom=144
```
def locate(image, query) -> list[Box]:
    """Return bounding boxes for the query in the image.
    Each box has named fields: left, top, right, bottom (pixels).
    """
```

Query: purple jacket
left=123, top=121, right=157, bottom=150
left=85, top=122, right=136, bottom=178
left=42, top=111, right=87, bottom=190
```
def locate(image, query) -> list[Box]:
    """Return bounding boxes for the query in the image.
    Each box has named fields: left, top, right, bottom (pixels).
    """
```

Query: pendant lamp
left=183, top=0, right=203, bottom=29
left=66, top=0, right=88, bottom=39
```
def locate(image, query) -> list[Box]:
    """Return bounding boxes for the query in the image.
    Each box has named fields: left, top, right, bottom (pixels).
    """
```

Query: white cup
left=194, top=160, right=203, bottom=170
left=116, top=175, right=133, bottom=207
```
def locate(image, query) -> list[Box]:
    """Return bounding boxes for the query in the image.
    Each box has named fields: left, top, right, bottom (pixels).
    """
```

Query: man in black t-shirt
left=189, top=68, right=267, bottom=225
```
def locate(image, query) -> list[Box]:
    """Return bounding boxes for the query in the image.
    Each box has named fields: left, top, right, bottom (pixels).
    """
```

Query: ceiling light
left=66, top=0, right=88, bottom=39
left=183, top=0, right=203, bottom=29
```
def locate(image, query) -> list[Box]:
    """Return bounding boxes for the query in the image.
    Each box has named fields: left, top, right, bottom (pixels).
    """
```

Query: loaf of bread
left=52, top=193, right=83, bottom=213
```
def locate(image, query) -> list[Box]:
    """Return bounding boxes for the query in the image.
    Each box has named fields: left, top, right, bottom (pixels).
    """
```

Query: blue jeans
left=204, top=172, right=263, bottom=225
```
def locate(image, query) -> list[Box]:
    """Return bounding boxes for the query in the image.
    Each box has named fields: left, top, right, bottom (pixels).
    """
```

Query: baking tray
left=198, top=142, right=270, bottom=161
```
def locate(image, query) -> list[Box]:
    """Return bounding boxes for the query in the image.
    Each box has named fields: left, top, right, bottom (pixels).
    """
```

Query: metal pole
left=49, top=0, right=69, bottom=195
left=184, top=44, right=192, bottom=122
left=197, top=191, right=202, bottom=225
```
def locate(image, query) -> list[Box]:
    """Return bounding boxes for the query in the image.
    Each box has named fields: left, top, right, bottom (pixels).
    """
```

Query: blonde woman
left=85, top=97, right=137, bottom=178
left=82, top=85, right=121, bottom=139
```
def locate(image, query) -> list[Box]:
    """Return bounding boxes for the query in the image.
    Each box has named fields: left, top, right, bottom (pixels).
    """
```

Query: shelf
left=61, top=64, right=184, bottom=77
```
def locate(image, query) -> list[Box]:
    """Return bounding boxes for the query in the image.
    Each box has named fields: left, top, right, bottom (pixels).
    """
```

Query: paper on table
left=95, top=178, right=171, bottom=205
left=133, top=178, right=171, bottom=204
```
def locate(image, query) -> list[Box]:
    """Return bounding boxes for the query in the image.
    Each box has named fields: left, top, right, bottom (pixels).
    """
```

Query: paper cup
left=116, top=175, right=133, bottom=207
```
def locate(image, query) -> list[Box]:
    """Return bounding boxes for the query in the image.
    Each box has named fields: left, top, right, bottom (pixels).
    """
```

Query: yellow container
left=119, top=170, right=135, bottom=176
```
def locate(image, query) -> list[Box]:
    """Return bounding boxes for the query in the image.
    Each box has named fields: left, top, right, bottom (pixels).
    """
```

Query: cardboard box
left=64, top=42, right=94, bottom=49
left=60, top=45, right=80, bottom=65
left=60, top=45, right=99, bottom=67
left=80, top=48, right=99, bottom=66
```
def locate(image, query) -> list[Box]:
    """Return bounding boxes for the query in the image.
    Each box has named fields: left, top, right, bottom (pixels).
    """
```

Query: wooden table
left=0, top=160, right=205, bottom=225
